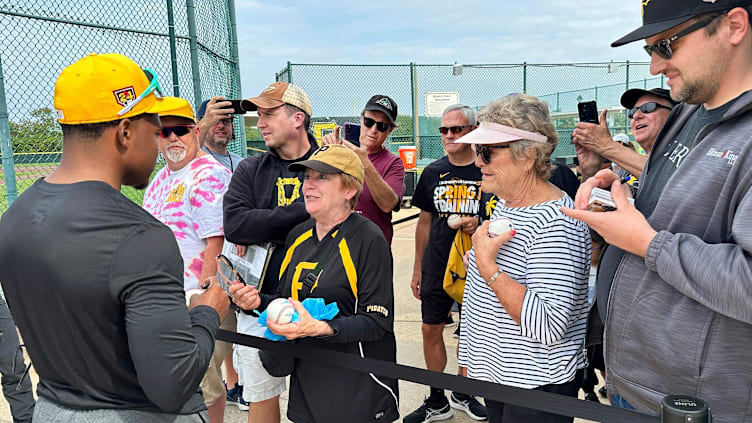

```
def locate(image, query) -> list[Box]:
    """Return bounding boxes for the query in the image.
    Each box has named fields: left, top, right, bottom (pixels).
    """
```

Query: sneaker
left=584, top=392, right=600, bottom=403
left=403, top=397, right=453, bottom=423
left=453, top=322, right=461, bottom=339
left=449, top=392, right=487, bottom=421
left=444, top=314, right=456, bottom=328
left=225, top=382, right=249, bottom=411
left=598, top=386, right=608, bottom=398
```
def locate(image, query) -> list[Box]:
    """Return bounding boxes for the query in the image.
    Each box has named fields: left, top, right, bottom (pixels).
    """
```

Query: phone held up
left=578, top=101, right=599, bottom=124
left=343, top=122, right=361, bottom=147
left=228, top=99, right=246, bottom=115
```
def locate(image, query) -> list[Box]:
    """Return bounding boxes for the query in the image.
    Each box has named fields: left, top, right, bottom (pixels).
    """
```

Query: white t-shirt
left=143, top=155, right=232, bottom=291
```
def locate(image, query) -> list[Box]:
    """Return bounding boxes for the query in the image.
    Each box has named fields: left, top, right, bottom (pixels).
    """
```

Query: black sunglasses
left=439, top=125, right=473, bottom=135
left=628, top=102, right=673, bottom=119
left=643, top=14, right=721, bottom=60
left=474, top=144, right=511, bottom=164
left=159, top=125, right=195, bottom=138
left=362, top=116, right=391, bottom=132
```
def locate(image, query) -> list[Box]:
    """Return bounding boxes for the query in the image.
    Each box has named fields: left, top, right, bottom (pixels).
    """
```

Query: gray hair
left=478, top=94, right=559, bottom=180
left=442, top=104, right=476, bottom=126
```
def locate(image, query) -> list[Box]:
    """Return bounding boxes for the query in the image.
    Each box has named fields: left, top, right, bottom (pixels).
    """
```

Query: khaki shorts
left=199, top=311, right=236, bottom=405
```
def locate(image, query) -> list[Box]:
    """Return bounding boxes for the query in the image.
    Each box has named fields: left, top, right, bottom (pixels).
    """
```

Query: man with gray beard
left=142, top=97, right=234, bottom=423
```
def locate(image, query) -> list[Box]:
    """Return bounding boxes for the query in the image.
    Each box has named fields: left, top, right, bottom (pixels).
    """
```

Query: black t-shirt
left=596, top=100, right=735, bottom=322
left=276, top=213, right=399, bottom=423
left=549, top=163, right=580, bottom=201
left=0, top=179, right=219, bottom=414
left=412, top=157, right=484, bottom=278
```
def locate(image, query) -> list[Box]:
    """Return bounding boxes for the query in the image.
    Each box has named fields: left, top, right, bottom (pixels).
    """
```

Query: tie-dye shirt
left=143, top=155, right=232, bottom=291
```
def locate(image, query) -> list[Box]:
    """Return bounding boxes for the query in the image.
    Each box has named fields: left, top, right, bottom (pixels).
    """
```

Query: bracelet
left=485, top=268, right=503, bottom=287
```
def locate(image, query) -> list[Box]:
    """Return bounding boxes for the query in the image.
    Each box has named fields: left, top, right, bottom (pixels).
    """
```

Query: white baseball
left=447, top=214, right=462, bottom=229
left=185, top=288, right=205, bottom=306
left=267, top=298, right=295, bottom=324
left=488, top=217, right=514, bottom=238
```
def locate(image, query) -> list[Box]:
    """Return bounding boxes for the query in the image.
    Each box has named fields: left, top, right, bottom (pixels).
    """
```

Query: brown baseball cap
left=241, top=82, right=312, bottom=116
left=288, top=144, right=364, bottom=184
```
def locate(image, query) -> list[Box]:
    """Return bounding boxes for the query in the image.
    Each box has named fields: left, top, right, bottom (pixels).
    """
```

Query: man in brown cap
left=223, top=81, right=318, bottom=423
left=564, top=2, right=752, bottom=420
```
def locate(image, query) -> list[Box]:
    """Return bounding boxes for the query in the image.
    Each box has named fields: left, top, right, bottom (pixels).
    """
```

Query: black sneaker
left=403, top=397, right=453, bottom=423
left=449, top=392, right=487, bottom=421
left=444, top=314, right=456, bottom=328
left=584, top=392, right=600, bottom=403
left=598, top=386, right=608, bottom=398
left=225, top=382, right=249, bottom=411
left=453, top=322, right=461, bottom=339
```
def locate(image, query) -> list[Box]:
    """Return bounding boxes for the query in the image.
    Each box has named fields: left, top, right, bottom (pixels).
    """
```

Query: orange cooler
left=399, top=146, right=417, bottom=169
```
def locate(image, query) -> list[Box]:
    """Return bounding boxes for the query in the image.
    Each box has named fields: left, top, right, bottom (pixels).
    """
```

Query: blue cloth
left=257, top=298, right=339, bottom=341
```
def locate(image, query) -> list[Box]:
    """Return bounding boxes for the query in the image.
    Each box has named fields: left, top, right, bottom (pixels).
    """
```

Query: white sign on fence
left=425, top=92, right=460, bottom=117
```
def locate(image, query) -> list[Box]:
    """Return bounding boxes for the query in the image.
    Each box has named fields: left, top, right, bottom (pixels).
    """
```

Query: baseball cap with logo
left=612, top=0, right=752, bottom=47
left=363, top=95, right=398, bottom=125
left=54, top=53, right=169, bottom=124
left=157, top=97, right=196, bottom=123
left=288, top=144, right=364, bottom=184
left=241, top=82, right=312, bottom=116
left=620, top=87, right=678, bottom=109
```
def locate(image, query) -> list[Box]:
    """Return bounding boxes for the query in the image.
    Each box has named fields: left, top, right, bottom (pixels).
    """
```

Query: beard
left=164, top=148, right=187, bottom=163
left=207, top=134, right=230, bottom=149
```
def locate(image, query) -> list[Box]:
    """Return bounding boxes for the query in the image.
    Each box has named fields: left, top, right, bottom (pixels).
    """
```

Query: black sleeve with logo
left=413, top=157, right=484, bottom=277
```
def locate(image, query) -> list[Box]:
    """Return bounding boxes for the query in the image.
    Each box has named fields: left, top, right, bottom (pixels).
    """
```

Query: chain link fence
left=0, top=0, right=243, bottom=213
left=276, top=62, right=666, bottom=166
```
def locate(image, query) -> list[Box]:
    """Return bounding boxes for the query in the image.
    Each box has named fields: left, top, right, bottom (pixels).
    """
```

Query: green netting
left=275, top=62, right=664, bottom=166
left=0, top=0, right=242, bottom=213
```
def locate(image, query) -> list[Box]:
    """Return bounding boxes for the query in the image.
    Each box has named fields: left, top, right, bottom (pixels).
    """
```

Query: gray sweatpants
left=33, top=397, right=209, bottom=422
left=0, top=294, right=34, bottom=422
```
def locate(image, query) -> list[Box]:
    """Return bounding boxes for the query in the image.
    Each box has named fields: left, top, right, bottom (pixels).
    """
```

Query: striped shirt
left=458, top=195, right=591, bottom=389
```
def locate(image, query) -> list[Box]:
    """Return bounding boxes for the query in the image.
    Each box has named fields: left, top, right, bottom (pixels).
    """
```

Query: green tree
left=9, top=108, right=63, bottom=155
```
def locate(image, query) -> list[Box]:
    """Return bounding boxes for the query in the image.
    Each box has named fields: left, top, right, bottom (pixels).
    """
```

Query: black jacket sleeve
left=223, top=156, right=310, bottom=246
left=111, top=224, right=220, bottom=413
left=324, top=226, right=394, bottom=343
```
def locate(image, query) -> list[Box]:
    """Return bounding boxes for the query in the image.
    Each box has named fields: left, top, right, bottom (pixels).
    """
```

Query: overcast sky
left=233, top=0, right=652, bottom=97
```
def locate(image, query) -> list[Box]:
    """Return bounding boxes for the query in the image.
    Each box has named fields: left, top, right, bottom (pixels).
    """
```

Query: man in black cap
left=564, top=2, right=752, bottom=421
left=321, top=95, right=405, bottom=244
left=573, top=88, right=677, bottom=182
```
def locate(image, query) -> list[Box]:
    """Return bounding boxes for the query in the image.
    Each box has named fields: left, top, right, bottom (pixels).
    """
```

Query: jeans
left=610, top=393, right=635, bottom=410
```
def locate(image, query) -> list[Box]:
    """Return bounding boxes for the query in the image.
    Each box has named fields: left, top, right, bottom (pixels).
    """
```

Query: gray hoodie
left=605, top=90, right=752, bottom=423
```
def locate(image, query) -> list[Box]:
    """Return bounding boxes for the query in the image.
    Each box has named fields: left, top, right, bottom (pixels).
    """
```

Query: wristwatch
left=485, top=268, right=503, bottom=287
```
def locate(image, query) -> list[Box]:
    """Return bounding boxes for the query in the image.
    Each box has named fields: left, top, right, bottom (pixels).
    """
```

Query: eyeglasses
left=362, top=116, right=391, bottom=132
left=628, top=102, right=673, bottom=119
left=439, top=125, right=473, bottom=135
left=117, top=68, right=164, bottom=116
left=159, top=125, right=195, bottom=138
left=474, top=144, right=511, bottom=164
left=216, top=254, right=247, bottom=287
left=643, top=14, right=721, bottom=59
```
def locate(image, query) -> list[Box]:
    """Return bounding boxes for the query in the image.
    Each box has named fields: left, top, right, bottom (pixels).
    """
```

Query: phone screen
left=578, top=101, right=599, bottom=124
left=344, top=123, right=361, bottom=147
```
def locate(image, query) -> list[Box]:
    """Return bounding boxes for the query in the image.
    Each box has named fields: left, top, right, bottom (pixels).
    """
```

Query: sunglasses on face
left=643, top=14, right=721, bottom=60
left=439, top=125, right=473, bottom=135
left=628, top=102, right=673, bottom=119
left=117, top=68, right=164, bottom=116
left=362, top=116, right=391, bottom=132
left=159, top=125, right=195, bottom=138
left=474, top=144, right=511, bottom=164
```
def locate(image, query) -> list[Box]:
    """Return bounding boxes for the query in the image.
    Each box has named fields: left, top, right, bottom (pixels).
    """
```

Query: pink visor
left=456, top=121, right=548, bottom=145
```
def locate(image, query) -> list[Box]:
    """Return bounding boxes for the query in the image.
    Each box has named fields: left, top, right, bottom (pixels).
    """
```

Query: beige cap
left=288, top=144, right=364, bottom=184
left=241, top=82, right=312, bottom=116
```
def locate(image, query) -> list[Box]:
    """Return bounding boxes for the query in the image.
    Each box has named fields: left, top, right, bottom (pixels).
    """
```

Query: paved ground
left=0, top=207, right=606, bottom=422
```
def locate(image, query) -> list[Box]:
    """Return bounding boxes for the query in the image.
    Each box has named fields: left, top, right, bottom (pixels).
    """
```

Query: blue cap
left=197, top=99, right=210, bottom=120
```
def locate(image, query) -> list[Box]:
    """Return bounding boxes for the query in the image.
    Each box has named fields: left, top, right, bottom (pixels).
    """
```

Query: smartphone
left=586, top=187, right=634, bottom=212
left=578, top=101, right=599, bottom=124
left=343, top=122, right=361, bottom=147
left=228, top=99, right=246, bottom=115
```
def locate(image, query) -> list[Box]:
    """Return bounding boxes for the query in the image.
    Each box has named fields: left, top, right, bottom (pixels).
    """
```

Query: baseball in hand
left=185, top=288, right=205, bottom=306
left=267, top=298, right=295, bottom=324
left=488, top=217, right=514, bottom=238
left=447, top=214, right=462, bottom=229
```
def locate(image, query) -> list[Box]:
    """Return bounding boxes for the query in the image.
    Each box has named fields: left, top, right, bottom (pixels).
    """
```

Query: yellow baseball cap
left=156, top=97, right=196, bottom=123
left=54, top=53, right=168, bottom=124
left=288, top=144, right=364, bottom=184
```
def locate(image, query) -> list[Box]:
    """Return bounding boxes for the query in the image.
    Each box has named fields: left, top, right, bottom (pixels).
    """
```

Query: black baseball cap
left=612, top=0, right=752, bottom=47
left=620, top=88, right=678, bottom=109
left=197, top=99, right=210, bottom=120
left=363, top=95, right=398, bottom=126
